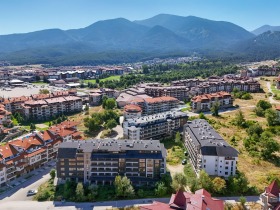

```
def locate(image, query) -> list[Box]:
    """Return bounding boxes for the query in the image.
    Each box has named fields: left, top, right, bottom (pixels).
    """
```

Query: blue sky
left=0, top=0, right=279, bottom=35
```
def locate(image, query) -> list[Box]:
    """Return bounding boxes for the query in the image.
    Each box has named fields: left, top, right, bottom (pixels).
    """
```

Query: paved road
left=2, top=172, right=51, bottom=201
left=0, top=165, right=53, bottom=201
left=0, top=195, right=260, bottom=210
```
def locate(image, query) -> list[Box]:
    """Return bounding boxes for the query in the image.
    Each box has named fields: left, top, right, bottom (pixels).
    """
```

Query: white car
left=27, top=189, right=38, bottom=196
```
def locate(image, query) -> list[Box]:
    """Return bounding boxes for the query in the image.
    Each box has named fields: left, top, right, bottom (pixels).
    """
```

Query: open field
left=67, top=105, right=104, bottom=138
left=84, top=75, right=121, bottom=84
left=206, top=83, right=280, bottom=191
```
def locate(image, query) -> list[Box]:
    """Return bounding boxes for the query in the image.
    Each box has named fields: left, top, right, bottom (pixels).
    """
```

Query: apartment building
left=22, top=96, right=82, bottom=120
left=191, top=91, right=233, bottom=113
left=144, top=86, right=190, bottom=101
left=2, top=96, right=31, bottom=113
left=259, top=180, right=280, bottom=210
left=171, top=78, right=202, bottom=87
left=0, top=120, right=81, bottom=186
left=130, top=96, right=179, bottom=116
left=171, top=77, right=261, bottom=93
left=123, top=104, right=142, bottom=119
left=56, top=139, right=167, bottom=185
left=184, top=119, right=238, bottom=178
left=0, top=104, right=12, bottom=126
left=89, top=88, right=120, bottom=106
left=123, top=111, right=188, bottom=140
left=140, top=189, right=224, bottom=210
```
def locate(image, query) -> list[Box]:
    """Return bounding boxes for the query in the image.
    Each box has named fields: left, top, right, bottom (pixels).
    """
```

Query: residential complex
left=22, top=96, right=82, bottom=120
left=184, top=119, right=238, bottom=178
left=172, top=76, right=261, bottom=94
left=0, top=120, right=81, bottom=186
left=56, top=139, right=167, bottom=185
left=259, top=180, right=280, bottom=210
left=0, top=91, right=83, bottom=120
left=123, top=111, right=188, bottom=140
left=140, top=76, right=260, bottom=102
left=191, top=91, right=233, bottom=113
left=123, top=96, right=179, bottom=119
left=140, top=189, right=224, bottom=210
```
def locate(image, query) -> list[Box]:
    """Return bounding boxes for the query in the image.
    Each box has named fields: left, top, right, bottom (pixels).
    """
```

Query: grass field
left=84, top=75, right=121, bottom=84
left=31, top=81, right=48, bottom=85
left=206, top=87, right=280, bottom=191
left=271, top=84, right=280, bottom=95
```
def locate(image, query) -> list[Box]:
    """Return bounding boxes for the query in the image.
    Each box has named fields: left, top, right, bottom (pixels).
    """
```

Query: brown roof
left=192, top=91, right=232, bottom=102
left=124, top=104, right=142, bottom=113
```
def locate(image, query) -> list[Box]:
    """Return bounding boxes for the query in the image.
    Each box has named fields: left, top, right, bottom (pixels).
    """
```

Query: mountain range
left=0, top=14, right=280, bottom=65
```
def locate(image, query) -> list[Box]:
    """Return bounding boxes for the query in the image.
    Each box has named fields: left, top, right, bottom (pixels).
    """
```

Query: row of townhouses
left=0, top=120, right=81, bottom=186
left=184, top=119, right=238, bottom=178
left=123, top=111, right=188, bottom=140
left=191, top=91, right=233, bottom=113
left=56, top=139, right=167, bottom=185
left=123, top=96, right=179, bottom=119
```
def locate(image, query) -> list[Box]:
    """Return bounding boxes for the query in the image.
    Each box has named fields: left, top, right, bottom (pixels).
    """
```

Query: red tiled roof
left=24, top=148, right=46, bottom=158
left=140, top=202, right=170, bottom=210
left=169, top=189, right=224, bottom=210
left=276, top=106, right=280, bottom=111
left=10, top=135, right=43, bottom=150
left=0, top=144, right=19, bottom=158
left=124, top=104, right=142, bottom=113
left=265, top=180, right=280, bottom=197
left=192, top=91, right=232, bottom=102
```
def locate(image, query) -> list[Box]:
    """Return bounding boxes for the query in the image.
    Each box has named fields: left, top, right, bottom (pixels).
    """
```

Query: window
left=225, top=172, right=228, bottom=175
left=204, top=160, right=206, bottom=163
left=225, top=166, right=228, bottom=170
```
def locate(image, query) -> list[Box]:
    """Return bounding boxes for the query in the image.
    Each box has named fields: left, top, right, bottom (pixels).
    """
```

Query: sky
left=0, top=0, right=279, bottom=35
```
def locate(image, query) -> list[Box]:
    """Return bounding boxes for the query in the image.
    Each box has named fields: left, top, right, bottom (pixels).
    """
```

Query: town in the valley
left=0, top=59, right=279, bottom=210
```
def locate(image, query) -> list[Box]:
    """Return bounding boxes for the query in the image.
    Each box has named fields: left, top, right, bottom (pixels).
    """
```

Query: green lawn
left=84, top=75, right=121, bottom=84
left=31, top=81, right=48, bottom=85
left=271, top=84, right=280, bottom=95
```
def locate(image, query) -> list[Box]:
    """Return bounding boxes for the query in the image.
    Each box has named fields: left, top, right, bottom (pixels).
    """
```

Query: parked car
left=184, top=151, right=188, bottom=156
left=27, top=189, right=38, bottom=196
left=182, top=159, right=187, bottom=165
